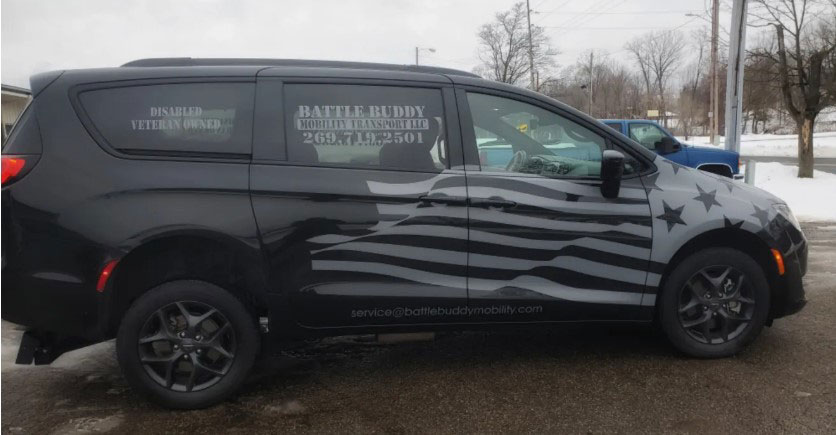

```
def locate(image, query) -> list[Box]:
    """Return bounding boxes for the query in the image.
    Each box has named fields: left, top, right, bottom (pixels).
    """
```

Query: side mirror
left=600, top=150, right=625, bottom=199
left=654, top=136, right=680, bottom=154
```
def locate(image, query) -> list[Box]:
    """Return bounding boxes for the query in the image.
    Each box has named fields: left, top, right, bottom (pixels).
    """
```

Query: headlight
left=773, top=203, right=801, bottom=230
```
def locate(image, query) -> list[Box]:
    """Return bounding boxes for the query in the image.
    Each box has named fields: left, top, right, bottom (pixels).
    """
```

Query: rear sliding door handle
left=469, top=197, right=517, bottom=209
left=419, top=195, right=468, bottom=206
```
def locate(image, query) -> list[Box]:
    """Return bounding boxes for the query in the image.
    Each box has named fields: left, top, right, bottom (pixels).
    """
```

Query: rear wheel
left=659, top=248, right=770, bottom=358
left=116, top=280, right=259, bottom=409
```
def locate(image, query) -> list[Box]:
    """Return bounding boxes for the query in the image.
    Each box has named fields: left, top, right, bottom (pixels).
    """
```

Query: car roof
left=121, top=57, right=481, bottom=78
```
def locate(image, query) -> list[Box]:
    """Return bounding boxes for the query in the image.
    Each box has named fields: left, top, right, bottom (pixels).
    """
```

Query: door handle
left=419, top=194, right=468, bottom=206
left=469, top=197, right=517, bottom=209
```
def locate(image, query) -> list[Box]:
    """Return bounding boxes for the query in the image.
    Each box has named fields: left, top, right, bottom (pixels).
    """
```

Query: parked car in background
left=601, top=119, right=742, bottom=179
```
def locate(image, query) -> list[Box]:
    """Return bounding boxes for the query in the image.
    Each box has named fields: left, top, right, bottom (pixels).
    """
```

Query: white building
left=2, top=84, right=32, bottom=143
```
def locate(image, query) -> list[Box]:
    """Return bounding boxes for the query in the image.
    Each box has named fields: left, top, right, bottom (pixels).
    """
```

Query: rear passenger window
left=79, top=83, right=254, bottom=156
left=284, top=84, right=447, bottom=172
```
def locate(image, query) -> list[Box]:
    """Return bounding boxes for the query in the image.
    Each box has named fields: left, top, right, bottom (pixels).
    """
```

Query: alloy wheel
left=677, top=265, right=756, bottom=344
left=137, top=301, right=236, bottom=392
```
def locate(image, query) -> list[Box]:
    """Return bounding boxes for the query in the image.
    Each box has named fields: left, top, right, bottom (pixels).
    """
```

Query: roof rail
left=121, top=58, right=480, bottom=78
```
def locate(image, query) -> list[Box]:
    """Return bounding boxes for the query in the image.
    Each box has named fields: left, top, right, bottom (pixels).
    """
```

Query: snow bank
left=678, top=132, right=836, bottom=158
left=752, top=162, right=836, bottom=221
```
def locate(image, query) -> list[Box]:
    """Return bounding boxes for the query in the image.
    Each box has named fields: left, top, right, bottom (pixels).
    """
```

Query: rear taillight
left=1, top=157, right=26, bottom=185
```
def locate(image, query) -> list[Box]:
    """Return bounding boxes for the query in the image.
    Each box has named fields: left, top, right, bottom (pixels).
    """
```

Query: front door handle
left=469, top=197, right=517, bottom=209
left=419, top=194, right=468, bottom=206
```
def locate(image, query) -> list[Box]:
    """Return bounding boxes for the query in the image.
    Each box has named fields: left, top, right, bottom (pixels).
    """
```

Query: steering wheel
left=565, top=128, right=591, bottom=143
left=506, top=150, right=528, bottom=172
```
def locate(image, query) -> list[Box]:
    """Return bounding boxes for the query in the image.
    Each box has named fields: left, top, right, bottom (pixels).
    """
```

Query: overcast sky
left=2, top=0, right=720, bottom=89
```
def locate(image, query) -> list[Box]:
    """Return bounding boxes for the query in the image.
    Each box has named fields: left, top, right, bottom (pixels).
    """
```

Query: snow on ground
left=750, top=162, right=836, bottom=221
left=677, top=132, right=836, bottom=157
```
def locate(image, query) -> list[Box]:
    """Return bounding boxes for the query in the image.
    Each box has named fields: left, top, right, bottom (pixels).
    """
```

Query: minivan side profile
left=1, top=59, right=807, bottom=409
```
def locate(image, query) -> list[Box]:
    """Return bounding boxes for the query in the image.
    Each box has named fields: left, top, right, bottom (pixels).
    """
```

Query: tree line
left=474, top=0, right=836, bottom=177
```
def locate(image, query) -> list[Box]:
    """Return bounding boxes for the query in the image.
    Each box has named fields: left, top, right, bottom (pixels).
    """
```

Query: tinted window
left=628, top=123, right=668, bottom=151
left=284, top=84, right=446, bottom=172
left=79, top=83, right=255, bottom=155
left=467, top=93, right=605, bottom=177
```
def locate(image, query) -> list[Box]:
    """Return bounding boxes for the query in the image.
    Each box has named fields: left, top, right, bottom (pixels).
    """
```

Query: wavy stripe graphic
left=308, top=224, right=469, bottom=245
left=312, top=260, right=643, bottom=305
left=466, top=175, right=648, bottom=200
left=469, top=230, right=651, bottom=259
left=468, top=275, right=643, bottom=305
left=311, top=242, right=648, bottom=285
left=465, top=176, right=648, bottom=204
left=469, top=208, right=652, bottom=238
left=310, top=171, right=653, bottom=305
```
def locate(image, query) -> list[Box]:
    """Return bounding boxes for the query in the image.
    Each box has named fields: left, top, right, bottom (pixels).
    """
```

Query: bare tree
left=750, top=0, right=836, bottom=177
left=542, top=55, right=644, bottom=119
left=626, top=30, right=687, bottom=127
left=742, top=54, right=780, bottom=134
left=678, top=29, right=709, bottom=139
left=625, top=37, right=655, bottom=115
left=475, top=2, right=557, bottom=88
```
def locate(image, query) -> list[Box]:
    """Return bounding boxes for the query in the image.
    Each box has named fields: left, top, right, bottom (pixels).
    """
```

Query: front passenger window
left=467, top=93, right=605, bottom=177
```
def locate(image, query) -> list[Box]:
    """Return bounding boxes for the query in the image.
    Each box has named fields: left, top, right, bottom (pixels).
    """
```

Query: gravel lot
left=2, top=222, right=835, bottom=434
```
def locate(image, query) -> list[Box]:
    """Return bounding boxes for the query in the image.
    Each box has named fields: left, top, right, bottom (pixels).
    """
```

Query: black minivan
left=2, top=59, right=807, bottom=409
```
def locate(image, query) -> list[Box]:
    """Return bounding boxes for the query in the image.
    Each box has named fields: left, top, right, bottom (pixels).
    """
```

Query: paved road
left=742, top=156, right=836, bottom=174
left=3, top=223, right=836, bottom=434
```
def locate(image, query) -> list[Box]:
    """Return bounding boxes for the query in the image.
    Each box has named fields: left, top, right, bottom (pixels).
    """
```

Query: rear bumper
left=1, top=264, right=103, bottom=339
left=2, top=189, right=110, bottom=357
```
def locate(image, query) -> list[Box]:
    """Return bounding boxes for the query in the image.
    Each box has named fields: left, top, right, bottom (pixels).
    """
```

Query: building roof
left=1, top=84, right=31, bottom=97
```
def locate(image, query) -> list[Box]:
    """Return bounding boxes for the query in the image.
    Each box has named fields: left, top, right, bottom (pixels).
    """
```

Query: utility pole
left=588, top=51, right=594, bottom=116
left=710, top=0, right=720, bottom=145
left=414, top=47, right=435, bottom=66
left=525, top=0, right=537, bottom=91
left=724, top=0, right=748, bottom=153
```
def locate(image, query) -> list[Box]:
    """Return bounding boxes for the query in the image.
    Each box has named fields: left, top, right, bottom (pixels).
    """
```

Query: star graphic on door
left=718, top=177, right=736, bottom=193
left=664, top=159, right=688, bottom=175
left=642, top=172, right=663, bottom=195
left=656, top=201, right=687, bottom=232
left=692, top=184, right=722, bottom=212
left=751, top=203, right=770, bottom=227
left=724, top=216, right=744, bottom=229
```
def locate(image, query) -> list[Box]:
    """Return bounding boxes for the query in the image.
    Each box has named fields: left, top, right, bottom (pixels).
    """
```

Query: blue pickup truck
left=476, top=118, right=742, bottom=179
left=601, top=119, right=742, bottom=179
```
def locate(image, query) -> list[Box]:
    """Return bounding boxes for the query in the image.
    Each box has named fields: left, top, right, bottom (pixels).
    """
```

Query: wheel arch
left=105, top=232, right=269, bottom=337
left=654, top=227, right=781, bottom=317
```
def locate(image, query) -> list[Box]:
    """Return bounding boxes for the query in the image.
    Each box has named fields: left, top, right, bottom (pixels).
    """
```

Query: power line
left=531, top=0, right=571, bottom=22
left=558, top=15, right=702, bottom=62
left=543, top=25, right=701, bottom=30
left=539, top=10, right=701, bottom=15
left=551, top=0, right=628, bottom=34
left=537, top=0, right=612, bottom=28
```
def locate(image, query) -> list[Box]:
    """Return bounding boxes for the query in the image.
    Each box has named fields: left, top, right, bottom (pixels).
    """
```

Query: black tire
left=658, top=248, right=770, bottom=358
left=116, top=280, right=259, bottom=409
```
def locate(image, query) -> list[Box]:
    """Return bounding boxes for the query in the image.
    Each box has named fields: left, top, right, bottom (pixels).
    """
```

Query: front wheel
left=658, top=248, right=771, bottom=358
left=116, top=280, right=259, bottom=409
